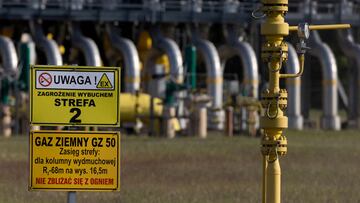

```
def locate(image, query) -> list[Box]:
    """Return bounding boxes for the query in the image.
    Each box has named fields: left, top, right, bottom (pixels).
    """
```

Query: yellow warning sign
left=30, top=65, right=120, bottom=126
left=29, top=130, right=120, bottom=191
left=96, top=73, right=113, bottom=89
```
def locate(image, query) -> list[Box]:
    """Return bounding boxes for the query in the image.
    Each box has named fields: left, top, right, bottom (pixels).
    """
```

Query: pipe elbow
left=41, top=38, right=63, bottom=65
left=0, top=36, right=18, bottom=75
left=194, top=38, right=222, bottom=77
left=112, top=35, right=141, bottom=92
left=233, top=41, right=259, bottom=82
left=285, top=43, right=300, bottom=74
left=74, top=36, right=101, bottom=66
left=156, top=37, right=184, bottom=83
left=309, top=41, right=337, bottom=80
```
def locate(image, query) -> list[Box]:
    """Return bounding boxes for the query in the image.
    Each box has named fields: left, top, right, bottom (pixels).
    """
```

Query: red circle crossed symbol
left=38, top=72, right=52, bottom=87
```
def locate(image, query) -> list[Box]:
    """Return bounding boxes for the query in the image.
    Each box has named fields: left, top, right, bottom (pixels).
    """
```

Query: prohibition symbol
left=38, top=72, right=52, bottom=87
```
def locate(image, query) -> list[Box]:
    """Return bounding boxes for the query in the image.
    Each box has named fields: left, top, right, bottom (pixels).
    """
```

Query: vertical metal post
left=19, top=43, right=30, bottom=92
left=149, top=95, right=154, bottom=136
left=225, top=106, right=233, bottom=137
left=67, top=126, right=78, bottom=203
left=67, top=191, right=76, bottom=203
left=15, top=42, right=32, bottom=134
left=185, top=45, right=197, bottom=90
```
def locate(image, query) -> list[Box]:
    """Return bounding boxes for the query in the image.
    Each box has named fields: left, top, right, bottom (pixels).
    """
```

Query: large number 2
left=70, top=108, right=82, bottom=123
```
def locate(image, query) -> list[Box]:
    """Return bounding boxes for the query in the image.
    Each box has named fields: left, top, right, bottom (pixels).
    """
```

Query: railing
left=0, top=0, right=358, bottom=24
left=0, top=0, right=257, bottom=13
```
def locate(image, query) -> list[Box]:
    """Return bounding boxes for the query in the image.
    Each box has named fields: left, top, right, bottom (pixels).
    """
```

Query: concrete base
left=164, top=107, right=176, bottom=139
left=321, top=115, right=341, bottom=130
left=288, top=115, right=304, bottom=130
left=208, top=110, right=224, bottom=130
left=344, top=118, right=360, bottom=129
left=1, top=105, right=12, bottom=137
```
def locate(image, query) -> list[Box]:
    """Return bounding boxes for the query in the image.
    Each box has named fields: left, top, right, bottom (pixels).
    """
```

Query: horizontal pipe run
left=289, top=24, right=351, bottom=32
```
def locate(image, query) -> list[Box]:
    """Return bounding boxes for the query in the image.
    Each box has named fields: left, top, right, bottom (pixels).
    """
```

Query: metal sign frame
left=29, top=130, right=121, bottom=191
left=30, top=65, right=121, bottom=126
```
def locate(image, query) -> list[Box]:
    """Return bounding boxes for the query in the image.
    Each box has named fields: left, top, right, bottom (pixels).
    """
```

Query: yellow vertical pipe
left=262, top=155, right=268, bottom=203
left=259, top=0, right=350, bottom=202
left=260, top=0, right=288, bottom=202
left=266, top=158, right=281, bottom=203
left=268, top=61, right=281, bottom=93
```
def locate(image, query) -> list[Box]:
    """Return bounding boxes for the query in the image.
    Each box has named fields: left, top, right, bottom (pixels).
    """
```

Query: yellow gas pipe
left=120, top=93, right=163, bottom=124
left=258, top=1, right=350, bottom=203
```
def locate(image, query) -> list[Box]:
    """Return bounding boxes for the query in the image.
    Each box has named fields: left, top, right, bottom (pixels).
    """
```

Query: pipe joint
left=261, top=41, right=288, bottom=63
left=261, top=0, right=288, bottom=12
left=262, top=5, right=288, bottom=14
left=261, top=136, right=287, bottom=157
left=261, top=89, right=288, bottom=107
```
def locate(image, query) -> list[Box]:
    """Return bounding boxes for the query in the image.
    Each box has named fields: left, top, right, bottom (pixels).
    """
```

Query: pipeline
left=24, top=35, right=37, bottom=66
left=0, top=36, right=18, bottom=137
left=31, top=23, right=63, bottom=66
left=120, top=93, right=163, bottom=123
left=336, top=29, right=360, bottom=125
left=71, top=24, right=101, bottom=66
left=0, top=36, right=18, bottom=76
left=106, top=25, right=140, bottom=93
left=285, top=43, right=303, bottom=130
left=308, top=31, right=341, bottom=130
left=191, top=29, right=224, bottom=130
left=218, top=25, right=259, bottom=131
left=14, top=34, right=37, bottom=134
left=220, top=25, right=259, bottom=98
left=145, top=28, right=183, bottom=84
left=144, top=27, right=185, bottom=130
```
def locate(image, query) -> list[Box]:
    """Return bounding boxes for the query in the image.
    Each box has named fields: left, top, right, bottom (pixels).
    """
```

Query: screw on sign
left=38, top=72, right=52, bottom=87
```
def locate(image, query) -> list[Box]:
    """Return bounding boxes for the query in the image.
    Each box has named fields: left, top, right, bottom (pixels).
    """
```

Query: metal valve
left=295, top=23, right=311, bottom=54
left=297, top=23, right=310, bottom=39
left=290, top=23, right=350, bottom=54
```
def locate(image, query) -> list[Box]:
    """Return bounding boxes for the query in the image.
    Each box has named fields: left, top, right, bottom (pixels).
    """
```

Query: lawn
left=0, top=130, right=360, bottom=203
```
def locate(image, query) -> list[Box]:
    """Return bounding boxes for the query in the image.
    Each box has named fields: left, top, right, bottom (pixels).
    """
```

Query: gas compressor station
left=0, top=0, right=359, bottom=202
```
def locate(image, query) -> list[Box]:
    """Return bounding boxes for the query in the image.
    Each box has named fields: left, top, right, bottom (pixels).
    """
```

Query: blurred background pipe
left=31, top=22, right=63, bottom=66
left=106, top=24, right=140, bottom=93
left=71, top=23, right=101, bottom=66
left=308, top=31, right=341, bottom=130
left=337, top=29, right=360, bottom=128
left=285, top=42, right=303, bottom=130
left=191, top=28, right=223, bottom=130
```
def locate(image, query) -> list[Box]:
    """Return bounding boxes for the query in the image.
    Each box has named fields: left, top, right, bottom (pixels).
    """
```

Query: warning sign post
left=29, top=131, right=120, bottom=191
left=30, top=65, right=120, bottom=126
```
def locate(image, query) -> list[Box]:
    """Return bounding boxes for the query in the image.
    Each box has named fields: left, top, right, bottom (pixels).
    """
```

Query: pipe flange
left=278, top=89, right=288, bottom=110
left=261, top=42, right=288, bottom=62
left=260, top=89, right=288, bottom=109
left=262, top=5, right=288, bottom=13
left=261, top=0, right=288, bottom=5
left=261, top=138, right=287, bottom=156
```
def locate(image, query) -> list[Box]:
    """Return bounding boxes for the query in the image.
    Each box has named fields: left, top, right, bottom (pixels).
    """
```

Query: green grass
left=1, top=130, right=360, bottom=203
